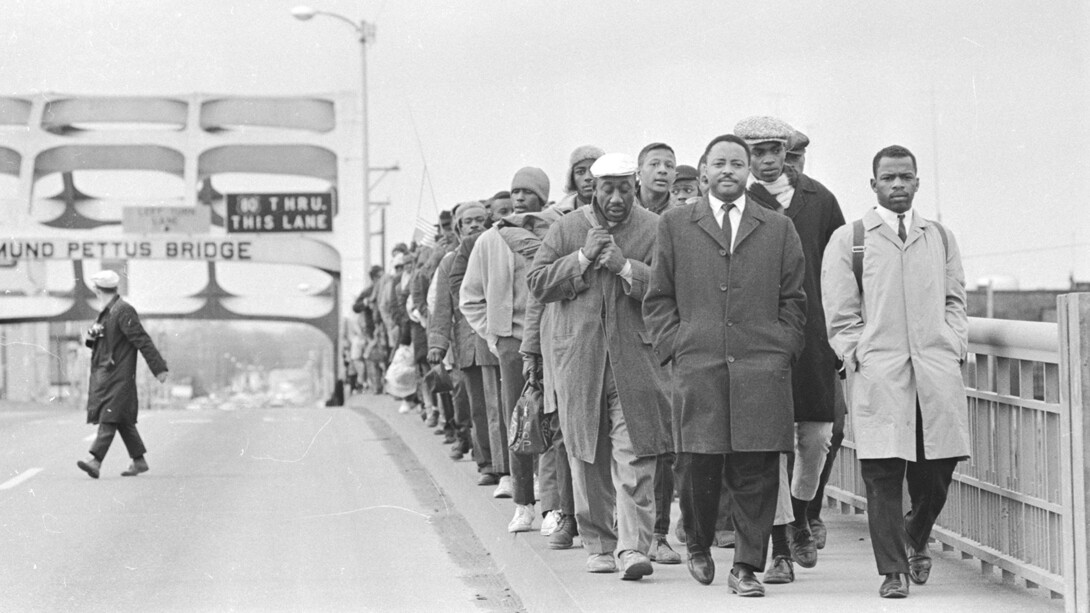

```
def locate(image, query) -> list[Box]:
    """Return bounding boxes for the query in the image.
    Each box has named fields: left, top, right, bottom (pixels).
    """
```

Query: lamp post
left=291, top=5, right=375, bottom=274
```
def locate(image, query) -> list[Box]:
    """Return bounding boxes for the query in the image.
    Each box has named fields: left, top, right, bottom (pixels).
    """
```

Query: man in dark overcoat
left=644, top=134, right=806, bottom=596
left=529, top=152, right=671, bottom=580
left=78, top=270, right=168, bottom=479
left=736, top=116, right=846, bottom=583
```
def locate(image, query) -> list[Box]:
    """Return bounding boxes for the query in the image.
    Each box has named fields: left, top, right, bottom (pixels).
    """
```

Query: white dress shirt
left=874, top=205, right=914, bottom=235
left=708, top=191, right=746, bottom=253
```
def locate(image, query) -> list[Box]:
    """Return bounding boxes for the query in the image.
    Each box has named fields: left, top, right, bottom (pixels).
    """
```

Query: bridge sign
left=226, top=192, right=334, bottom=233
left=122, top=206, right=211, bottom=234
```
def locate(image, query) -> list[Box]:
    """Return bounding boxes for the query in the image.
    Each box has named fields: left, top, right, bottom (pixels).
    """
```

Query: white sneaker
left=508, top=504, right=535, bottom=533
left=493, top=475, right=513, bottom=499
left=397, top=400, right=412, bottom=414
left=540, top=510, right=559, bottom=536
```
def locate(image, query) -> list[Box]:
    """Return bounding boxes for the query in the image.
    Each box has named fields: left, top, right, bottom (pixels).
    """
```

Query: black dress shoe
left=687, top=550, right=715, bottom=585
left=907, top=544, right=932, bottom=585
left=787, top=523, right=818, bottom=568
left=728, top=567, right=766, bottom=597
left=879, top=573, right=909, bottom=598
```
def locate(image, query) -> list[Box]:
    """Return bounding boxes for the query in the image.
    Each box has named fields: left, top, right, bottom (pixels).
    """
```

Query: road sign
left=226, top=192, right=334, bottom=233
left=122, top=206, right=211, bottom=234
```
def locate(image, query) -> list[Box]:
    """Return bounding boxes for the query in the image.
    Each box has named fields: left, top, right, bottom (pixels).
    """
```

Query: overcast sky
left=1, top=0, right=1088, bottom=291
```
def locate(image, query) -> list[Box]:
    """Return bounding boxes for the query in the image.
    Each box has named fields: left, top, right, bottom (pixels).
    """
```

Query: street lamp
left=291, top=5, right=376, bottom=274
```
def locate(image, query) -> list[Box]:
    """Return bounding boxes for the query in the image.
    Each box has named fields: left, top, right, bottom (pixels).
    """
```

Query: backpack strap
left=851, top=219, right=865, bottom=295
left=932, top=220, right=949, bottom=260
left=852, top=218, right=949, bottom=296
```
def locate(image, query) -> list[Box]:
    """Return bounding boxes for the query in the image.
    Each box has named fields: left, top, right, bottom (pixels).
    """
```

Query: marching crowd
left=346, top=116, right=971, bottom=600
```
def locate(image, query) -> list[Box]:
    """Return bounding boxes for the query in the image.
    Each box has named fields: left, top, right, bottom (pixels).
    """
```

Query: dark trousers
left=538, top=412, right=575, bottom=515
left=653, top=452, right=676, bottom=534
left=676, top=450, right=779, bottom=571
left=860, top=406, right=958, bottom=575
left=89, top=422, right=146, bottom=462
left=462, top=365, right=494, bottom=473
left=496, top=336, right=535, bottom=505
left=451, top=369, right=472, bottom=444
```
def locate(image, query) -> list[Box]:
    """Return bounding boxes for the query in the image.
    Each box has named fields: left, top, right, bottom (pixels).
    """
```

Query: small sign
left=225, top=192, right=334, bottom=233
left=123, top=206, right=211, bottom=234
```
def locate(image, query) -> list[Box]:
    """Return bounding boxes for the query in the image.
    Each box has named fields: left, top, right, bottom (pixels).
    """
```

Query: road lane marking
left=83, top=434, right=96, bottom=442
left=0, top=468, right=43, bottom=490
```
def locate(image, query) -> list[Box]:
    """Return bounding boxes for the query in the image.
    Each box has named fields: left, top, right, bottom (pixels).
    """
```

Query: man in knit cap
left=636, top=142, right=678, bottom=215
left=461, top=167, right=562, bottom=533
left=735, top=116, right=845, bottom=585
left=449, top=194, right=508, bottom=492
left=429, top=202, right=495, bottom=468
left=554, top=145, right=605, bottom=213
left=529, top=152, right=670, bottom=580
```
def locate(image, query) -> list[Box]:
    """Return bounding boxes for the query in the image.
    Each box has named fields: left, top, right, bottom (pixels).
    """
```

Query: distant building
left=967, top=280, right=1090, bottom=322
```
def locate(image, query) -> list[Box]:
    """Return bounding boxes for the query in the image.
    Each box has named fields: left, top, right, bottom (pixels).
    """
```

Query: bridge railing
left=825, top=293, right=1090, bottom=613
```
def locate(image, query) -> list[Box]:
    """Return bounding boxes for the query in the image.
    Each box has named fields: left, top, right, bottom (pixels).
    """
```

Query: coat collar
left=690, top=194, right=766, bottom=251
left=863, top=206, right=932, bottom=250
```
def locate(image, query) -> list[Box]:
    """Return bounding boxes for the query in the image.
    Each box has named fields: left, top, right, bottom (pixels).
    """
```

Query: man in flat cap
left=529, top=152, right=670, bottom=580
left=644, top=133, right=806, bottom=596
left=77, top=269, right=168, bottom=479
left=784, top=130, right=809, bottom=183
left=636, top=142, right=678, bottom=215
left=734, top=116, right=845, bottom=584
left=462, top=167, right=562, bottom=531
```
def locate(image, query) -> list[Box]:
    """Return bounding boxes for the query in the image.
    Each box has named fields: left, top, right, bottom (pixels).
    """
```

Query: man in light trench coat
left=528, top=152, right=671, bottom=580
left=644, top=134, right=806, bottom=597
left=821, top=144, right=971, bottom=599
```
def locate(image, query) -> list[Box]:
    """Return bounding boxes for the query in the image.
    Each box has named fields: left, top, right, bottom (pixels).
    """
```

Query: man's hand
left=581, top=228, right=612, bottom=262
left=427, top=347, right=446, bottom=365
left=487, top=336, right=499, bottom=357
left=597, top=243, right=627, bottom=274
left=521, top=352, right=543, bottom=384
left=156, top=371, right=169, bottom=384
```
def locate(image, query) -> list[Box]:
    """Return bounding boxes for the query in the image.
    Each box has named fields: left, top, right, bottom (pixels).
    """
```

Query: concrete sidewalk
left=354, top=392, right=1063, bottom=613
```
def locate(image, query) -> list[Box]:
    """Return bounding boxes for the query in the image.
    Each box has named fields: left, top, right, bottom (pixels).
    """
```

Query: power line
left=961, top=242, right=1090, bottom=260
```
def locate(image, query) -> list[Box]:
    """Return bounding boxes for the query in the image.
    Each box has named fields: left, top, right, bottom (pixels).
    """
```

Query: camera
left=87, top=323, right=104, bottom=340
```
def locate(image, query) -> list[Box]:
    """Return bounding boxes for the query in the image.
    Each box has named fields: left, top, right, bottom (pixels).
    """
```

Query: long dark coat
left=643, top=196, right=807, bottom=454
left=447, top=233, right=499, bottom=368
left=86, top=296, right=168, bottom=425
left=749, top=174, right=845, bottom=422
left=528, top=205, right=671, bottom=462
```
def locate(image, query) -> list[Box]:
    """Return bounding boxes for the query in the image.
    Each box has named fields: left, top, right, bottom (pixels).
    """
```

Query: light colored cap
left=90, top=270, right=120, bottom=289
left=590, top=152, right=638, bottom=178
left=734, top=116, right=794, bottom=145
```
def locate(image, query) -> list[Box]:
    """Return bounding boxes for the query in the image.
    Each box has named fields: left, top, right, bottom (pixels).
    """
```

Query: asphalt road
left=0, top=402, right=520, bottom=613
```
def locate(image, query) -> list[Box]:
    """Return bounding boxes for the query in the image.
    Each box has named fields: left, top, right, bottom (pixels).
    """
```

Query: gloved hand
left=521, top=352, right=543, bottom=385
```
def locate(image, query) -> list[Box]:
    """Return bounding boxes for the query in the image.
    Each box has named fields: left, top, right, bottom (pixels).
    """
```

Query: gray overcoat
left=528, top=205, right=671, bottom=463
left=643, top=196, right=807, bottom=454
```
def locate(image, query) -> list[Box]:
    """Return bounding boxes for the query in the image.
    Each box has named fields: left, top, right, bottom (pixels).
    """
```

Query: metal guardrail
left=825, top=299, right=1090, bottom=612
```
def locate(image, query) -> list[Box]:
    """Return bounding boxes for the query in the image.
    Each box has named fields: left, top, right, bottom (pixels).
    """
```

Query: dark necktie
left=721, top=203, right=734, bottom=251
left=897, top=213, right=907, bottom=243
